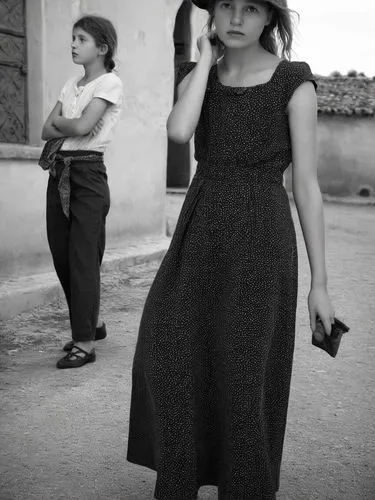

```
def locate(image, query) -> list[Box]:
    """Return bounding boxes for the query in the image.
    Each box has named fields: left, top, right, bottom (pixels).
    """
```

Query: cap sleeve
left=285, top=61, right=318, bottom=103
left=176, top=61, right=197, bottom=87
left=93, top=73, right=123, bottom=104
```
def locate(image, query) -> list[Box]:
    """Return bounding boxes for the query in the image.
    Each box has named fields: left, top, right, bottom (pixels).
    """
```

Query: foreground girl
left=127, top=1, right=335, bottom=498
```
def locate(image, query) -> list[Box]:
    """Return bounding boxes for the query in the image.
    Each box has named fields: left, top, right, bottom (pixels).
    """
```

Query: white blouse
left=58, top=72, right=123, bottom=152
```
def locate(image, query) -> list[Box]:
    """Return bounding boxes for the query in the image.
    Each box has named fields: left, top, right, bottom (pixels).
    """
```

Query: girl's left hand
left=308, top=285, right=335, bottom=335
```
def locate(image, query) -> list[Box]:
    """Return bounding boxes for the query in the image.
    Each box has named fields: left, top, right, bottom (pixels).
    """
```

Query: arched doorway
left=166, top=0, right=192, bottom=189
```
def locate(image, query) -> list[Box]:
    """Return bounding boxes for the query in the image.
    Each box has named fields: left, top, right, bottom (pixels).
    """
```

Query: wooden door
left=0, top=0, right=28, bottom=144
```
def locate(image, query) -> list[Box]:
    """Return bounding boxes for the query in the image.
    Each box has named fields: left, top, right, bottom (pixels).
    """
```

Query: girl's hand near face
left=197, top=32, right=224, bottom=68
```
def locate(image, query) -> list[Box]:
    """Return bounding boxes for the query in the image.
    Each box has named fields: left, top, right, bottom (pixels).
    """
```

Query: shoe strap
left=67, top=345, right=93, bottom=358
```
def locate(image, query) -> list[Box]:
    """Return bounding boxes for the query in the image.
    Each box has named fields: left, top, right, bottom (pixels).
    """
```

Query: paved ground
left=0, top=195, right=374, bottom=500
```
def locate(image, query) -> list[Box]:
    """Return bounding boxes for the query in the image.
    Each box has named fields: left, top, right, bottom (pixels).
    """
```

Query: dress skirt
left=126, top=159, right=298, bottom=500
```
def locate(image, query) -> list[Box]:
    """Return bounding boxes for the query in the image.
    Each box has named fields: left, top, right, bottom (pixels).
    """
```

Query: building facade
left=3, top=1, right=371, bottom=280
left=0, top=0, right=206, bottom=278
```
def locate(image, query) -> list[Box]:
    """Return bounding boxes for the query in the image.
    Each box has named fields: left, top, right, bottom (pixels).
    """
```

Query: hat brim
left=191, top=0, right=212, bottom=10
left=191, top=0, right=287, bottom=10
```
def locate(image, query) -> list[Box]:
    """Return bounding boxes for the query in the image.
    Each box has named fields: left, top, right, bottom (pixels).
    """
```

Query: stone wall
left=285, top=115, right=375, bottom=196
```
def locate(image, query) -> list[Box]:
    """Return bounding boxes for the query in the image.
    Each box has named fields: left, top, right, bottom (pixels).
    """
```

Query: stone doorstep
left=0, top=236, right=171, bottom=322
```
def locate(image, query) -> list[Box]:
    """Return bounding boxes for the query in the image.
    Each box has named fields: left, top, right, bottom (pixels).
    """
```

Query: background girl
left=41, top=15, right=123, bottom=369
left=127, top=0, right=335, bottom=498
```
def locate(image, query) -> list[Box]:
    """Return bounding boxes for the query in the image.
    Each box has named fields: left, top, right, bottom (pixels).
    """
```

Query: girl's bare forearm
left=41, top=101, right=64, bottom=140
left=293, top=181, right=328, bottom=288
left=167, top=55, right=212, bottom=143
left=53, top=116, right=83, bottom=136
left=42, top=123, right=66, bottom=140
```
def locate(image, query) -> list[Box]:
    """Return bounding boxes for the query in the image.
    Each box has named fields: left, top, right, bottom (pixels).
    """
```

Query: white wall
left=0, top=0, right=184, bottom=277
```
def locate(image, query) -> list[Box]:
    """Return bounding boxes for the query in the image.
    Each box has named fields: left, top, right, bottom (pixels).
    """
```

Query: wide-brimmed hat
left=192, top=0, right=287, bottom=10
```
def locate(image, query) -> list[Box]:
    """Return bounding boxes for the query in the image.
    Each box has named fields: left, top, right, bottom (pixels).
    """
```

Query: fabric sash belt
left=39, top=138, right=103, bottom=219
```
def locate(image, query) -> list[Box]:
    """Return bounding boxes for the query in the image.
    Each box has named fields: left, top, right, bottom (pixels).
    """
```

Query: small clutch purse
left=312, top=317, right=350, bottom=358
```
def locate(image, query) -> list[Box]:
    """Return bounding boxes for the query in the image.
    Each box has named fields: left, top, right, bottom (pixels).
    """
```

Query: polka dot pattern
left=127, top=59, right=318, bottom=500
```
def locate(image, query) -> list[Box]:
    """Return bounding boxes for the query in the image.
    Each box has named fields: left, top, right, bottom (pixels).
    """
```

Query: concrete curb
left=0, top=236, right=171, bottom=321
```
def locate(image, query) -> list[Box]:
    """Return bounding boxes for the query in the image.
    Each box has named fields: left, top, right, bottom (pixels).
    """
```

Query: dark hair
left=207, top=0, right=299, bottom=60
left=73, top=15, right=118, bottom=72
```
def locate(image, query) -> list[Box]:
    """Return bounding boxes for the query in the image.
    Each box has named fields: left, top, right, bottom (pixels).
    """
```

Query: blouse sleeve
left=57, top=77, right=74, bottom=103
left=175, top=61, right=197, bottom=87
left=57, top=85, right=65, bottom=103
left=285, top=61, right=318, bottom=104
left=93, top=73, right=123, bottom=104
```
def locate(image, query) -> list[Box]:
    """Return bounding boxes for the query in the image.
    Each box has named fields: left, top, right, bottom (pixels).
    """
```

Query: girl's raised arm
left=167, top=35, right=220, bottom=144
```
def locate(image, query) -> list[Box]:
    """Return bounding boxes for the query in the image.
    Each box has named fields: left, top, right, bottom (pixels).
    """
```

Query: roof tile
left=315, top=75, right=375, bottom=116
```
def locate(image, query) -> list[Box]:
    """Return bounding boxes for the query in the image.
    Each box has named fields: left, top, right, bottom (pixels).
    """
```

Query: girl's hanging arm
left=41, top=102, right=66, bottom=140
left=52, top=98, right=111, bottom=137
left=167, top=35, right=219, bottom=144
left=288, top=81, right=335, bottom=334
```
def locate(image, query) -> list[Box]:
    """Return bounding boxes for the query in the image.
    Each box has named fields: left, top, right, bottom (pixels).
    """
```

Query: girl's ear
left=98, top=43, right=108, bottom=56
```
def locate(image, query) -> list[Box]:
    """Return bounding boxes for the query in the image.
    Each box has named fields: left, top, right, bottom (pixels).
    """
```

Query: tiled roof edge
left=314, top=74, right=375, bottom=116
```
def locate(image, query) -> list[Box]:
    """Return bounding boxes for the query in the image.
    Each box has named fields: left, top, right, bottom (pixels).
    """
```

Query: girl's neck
left=222, top=42, right=270, bottom=72
left=82, top=60, right=107, bottom=83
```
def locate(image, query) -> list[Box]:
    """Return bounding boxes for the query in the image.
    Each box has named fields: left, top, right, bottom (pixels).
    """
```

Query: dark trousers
left=46, top=151, right=110, bottom=342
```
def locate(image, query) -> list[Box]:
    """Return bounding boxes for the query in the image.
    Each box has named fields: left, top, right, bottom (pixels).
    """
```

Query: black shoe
left=63, top=323, right=107, bottom=352
left=57, top=346, right=96, bottom=369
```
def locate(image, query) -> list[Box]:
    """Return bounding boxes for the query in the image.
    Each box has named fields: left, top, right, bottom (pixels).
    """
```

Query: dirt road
left=0, top=200, right=374, bottom=499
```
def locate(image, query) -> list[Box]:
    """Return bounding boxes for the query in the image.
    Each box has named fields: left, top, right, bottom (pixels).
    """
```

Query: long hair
left=73, top=15, right=118, bottom=72
left=206, top=1, right=299, bottom=60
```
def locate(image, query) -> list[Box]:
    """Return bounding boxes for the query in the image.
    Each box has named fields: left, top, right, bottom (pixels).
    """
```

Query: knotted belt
left=39, top=138, right=103, bottom=218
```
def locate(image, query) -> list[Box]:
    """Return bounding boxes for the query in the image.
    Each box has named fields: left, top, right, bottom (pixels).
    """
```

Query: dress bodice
left=176, top=58, right=317, bottom=173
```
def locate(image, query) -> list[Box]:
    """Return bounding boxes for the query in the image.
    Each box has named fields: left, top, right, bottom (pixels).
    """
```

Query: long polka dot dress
left=126, top=58, right=318, bottom=500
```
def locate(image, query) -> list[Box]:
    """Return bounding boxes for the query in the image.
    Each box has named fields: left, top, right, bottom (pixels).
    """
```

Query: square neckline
left=214, top=58, right=287, bottom=90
